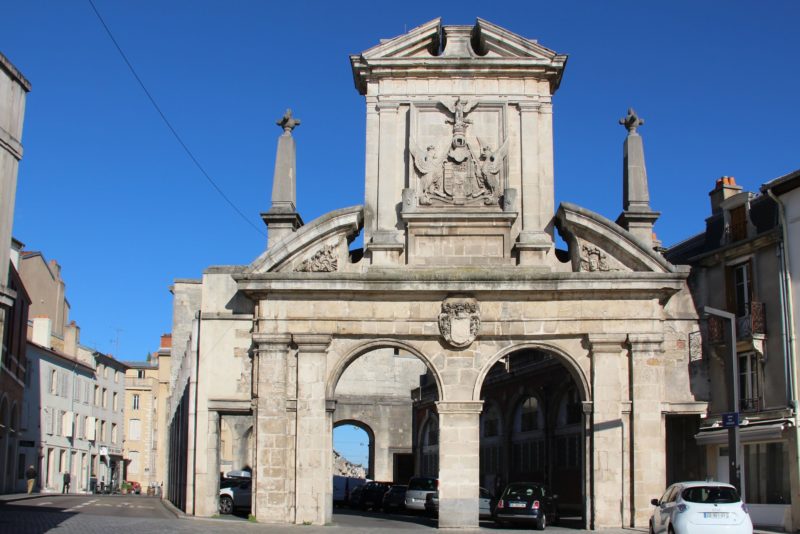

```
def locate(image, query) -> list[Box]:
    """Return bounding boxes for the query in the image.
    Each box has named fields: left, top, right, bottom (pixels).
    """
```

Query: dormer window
left=729, top=205, right=747, bottom=241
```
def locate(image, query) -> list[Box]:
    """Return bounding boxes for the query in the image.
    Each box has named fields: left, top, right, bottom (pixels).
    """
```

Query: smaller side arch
left=326, top=338, right=445, bottom=401
left=472, top=342, right=591, bottom=403
left=333, top=419, right=375, bottom=480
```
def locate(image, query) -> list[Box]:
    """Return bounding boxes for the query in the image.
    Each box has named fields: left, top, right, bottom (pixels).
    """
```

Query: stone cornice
left=293, top=334, right=331, bottom=352
left=235, top=269, right=687, bottom=301
left=435, top=400, right=484, bottom=414
left=586, top=333, right=627, bottom=353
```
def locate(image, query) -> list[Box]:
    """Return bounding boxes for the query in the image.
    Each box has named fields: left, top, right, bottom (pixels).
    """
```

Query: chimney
left=64, top=321, right=80, bottom=356
left=709, top=176, right=742, bottom=215
left=160, top=333, right=172, bottom=349
left=31, top=316, right=52, bottom=347
left=261, top=109, right=304, bottom=248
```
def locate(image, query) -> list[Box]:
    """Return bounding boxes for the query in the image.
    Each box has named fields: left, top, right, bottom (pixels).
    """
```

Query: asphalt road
left=0, top=494, right=648, bottom=533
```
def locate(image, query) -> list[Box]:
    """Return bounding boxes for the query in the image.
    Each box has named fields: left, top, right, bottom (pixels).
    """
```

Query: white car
left=649, top=481, right=753, bottom=534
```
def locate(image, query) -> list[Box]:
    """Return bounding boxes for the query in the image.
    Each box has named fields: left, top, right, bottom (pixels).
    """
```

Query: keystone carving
left=294, top=244, right=338, bottom=272
left=438, top=297, right=480, bottom=349
left=579, top=244, right=620, bottom=272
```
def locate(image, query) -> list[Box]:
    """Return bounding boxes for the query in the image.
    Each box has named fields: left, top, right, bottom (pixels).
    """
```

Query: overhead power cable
left=87, top=0, right=266, bottom=237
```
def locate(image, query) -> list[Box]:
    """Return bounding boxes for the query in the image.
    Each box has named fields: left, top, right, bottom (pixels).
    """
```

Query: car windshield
left=503, top=484, right=543, bottom=499
left=681, top=486, right=740, bottom=504
left=408, top=478, right=437, bottom=491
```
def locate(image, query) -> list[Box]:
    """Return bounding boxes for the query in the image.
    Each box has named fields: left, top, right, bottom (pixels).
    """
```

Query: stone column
left=588, top=334, right=628, bottom=529
left=435, top=400, right=483, bottom=529
left=516, top=100, right=554, bottom=266
left=252, top=333, right=293, bottom=523
left=294, top=335, right=332, bottom=525
left=367, top=102, right=404, bottom=265
left=628, top=334, right=665, bottom=527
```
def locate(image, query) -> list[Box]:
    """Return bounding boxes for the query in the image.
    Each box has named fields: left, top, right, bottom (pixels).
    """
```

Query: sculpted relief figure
left=473, top=137, right=508, bottom=204
left=409, top=97, right=507, bottom=207
left=410, top=140, right=448, bottom=205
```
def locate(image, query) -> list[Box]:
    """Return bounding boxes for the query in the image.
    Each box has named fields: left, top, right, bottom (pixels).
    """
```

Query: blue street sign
left=722, top=412, right=740, bottom=428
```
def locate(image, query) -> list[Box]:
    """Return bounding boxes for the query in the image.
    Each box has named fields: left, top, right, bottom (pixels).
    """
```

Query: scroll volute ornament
left=438, top=297, right=480, bottom=348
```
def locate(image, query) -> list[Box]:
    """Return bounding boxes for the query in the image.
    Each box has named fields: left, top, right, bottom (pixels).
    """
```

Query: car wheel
left=535, top=513, right=547, bottom=530
left=219, top=495, right=233, bottom=515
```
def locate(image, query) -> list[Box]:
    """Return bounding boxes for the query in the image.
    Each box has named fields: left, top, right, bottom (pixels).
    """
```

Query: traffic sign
left=721, top=412, right=740, bottom=428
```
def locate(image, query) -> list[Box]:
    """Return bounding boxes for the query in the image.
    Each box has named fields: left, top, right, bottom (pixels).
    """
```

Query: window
left=113, top=392, right=118, bottom=411
left=114, top=371, right=119, bottom=383
left=96, top=364, right=103, bottom=378
left=111, top=423, right=117, bottom=444
left=729, top=205, right=748, bottom=241
left=520, top=397, right=540, bottom=432
left=102, top=388, right=107, bottom=408
left=104, top=366, right=108, bottom=379
left=50, top=370, right=58, bottom=394
left=744, top=442, right=791, bottom=504
left=94, top=385, right=100, bottom=406
left=728, top=262, right=752, bottom=318
left=132, top=394, right=140, bottom=410
left=101, top=420, right=106, bottom=442
left=137, top=369, right=145, bottom=379
left=129, top=419, right=141, bottom=441
left=83, top=416, right=89, bottom=439
left=739, top=352, right=760, bottom=411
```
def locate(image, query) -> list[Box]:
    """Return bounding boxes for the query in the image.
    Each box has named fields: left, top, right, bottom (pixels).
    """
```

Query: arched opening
left=331, top=343, right=441, bottom=514
left=478, top=348, right=587, bottom=528
left=333, top=421, right=373, bottom=479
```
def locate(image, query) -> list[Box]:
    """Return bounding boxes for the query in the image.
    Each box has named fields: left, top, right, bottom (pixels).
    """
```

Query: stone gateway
left=164, top=18, right=705, bottom=530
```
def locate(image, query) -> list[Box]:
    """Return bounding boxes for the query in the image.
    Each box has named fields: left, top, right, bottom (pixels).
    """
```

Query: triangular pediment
left=473, top=18, right=563, bottom=60
left=360, top=18, right=442, bottom=60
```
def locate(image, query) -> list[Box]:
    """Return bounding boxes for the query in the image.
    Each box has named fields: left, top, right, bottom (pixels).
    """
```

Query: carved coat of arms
left=438, top=297, right=480, bottom=348
left=410, top=98, right=508, bottom=207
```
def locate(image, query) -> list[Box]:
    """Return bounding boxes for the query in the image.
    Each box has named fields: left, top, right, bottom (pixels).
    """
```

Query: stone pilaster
left=367, top=102, right=404, bottom=265
left=205, top=410, right=220, bottom=516
left=435, top=400, right=483, bottom=529
left=628, top=334, right=665, bottom=527
left=588, top=333, right=628, bottom=529
left=252, top=333, right=293, bottom=523
left=363, top=96, right=380, bottom=247
left=294, top=335, right=332, bottom=525
left=516, top=99, right=555, bottom=266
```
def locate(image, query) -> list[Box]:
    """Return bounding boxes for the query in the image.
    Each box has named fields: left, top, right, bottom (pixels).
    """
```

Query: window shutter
left=64, top=411, right=74, bottom=437
left=56, top=410, right=63, bottom=436
left=87, top=416, right=96, bottom=440
left=45, top=409, right=53, bottom=435
left=725, top=266, right=736, bottom=313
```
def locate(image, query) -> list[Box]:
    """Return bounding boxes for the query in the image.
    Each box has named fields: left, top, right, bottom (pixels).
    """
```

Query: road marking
left=36, top=501, right=53, bottom=506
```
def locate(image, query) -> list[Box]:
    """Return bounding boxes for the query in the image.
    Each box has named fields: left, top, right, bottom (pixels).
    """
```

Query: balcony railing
left=740, top=397, right=760, bottom=412
left=708, top=301, right=765, bottom=343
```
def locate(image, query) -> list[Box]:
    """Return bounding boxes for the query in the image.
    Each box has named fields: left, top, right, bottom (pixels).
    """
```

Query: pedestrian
left=25, top=465, right=37, bottom=494
left=62, top=472, right=71, bottom=493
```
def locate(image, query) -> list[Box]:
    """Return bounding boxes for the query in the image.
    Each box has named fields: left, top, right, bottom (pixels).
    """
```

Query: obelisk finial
left=619, top=108, right=644, bottom=134
left=276, top=109, right=301, bottom=134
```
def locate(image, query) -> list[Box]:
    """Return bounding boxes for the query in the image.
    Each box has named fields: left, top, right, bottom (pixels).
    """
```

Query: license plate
left=703, top=512, right=728, bottom=519
left=509, top=502, right=526, bottom=508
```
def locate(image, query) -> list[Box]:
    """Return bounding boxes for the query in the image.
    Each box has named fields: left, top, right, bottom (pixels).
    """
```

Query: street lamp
left=703, top=306, right=742, bottom=493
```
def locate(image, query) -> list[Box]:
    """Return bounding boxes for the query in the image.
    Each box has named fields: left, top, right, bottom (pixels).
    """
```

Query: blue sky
left=3, top=1, right=798, bottom=361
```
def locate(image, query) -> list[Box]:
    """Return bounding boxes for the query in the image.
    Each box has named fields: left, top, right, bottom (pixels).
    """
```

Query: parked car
left=219, top=479, right=252, bottom=515
left=494, top=482, right=558, bottom=530
left=405, top=477, right=438, bottom=511
left=348, top=485, right=365, bottom=508
left=359, top=481, right=393, bottom=510
left=425, top=487, right=494, bottom=518
left=381, top=485, right=408, bottom=512
left=649, top=481, right=753, bottom=534
left=333, top=475, right=366, bottom=506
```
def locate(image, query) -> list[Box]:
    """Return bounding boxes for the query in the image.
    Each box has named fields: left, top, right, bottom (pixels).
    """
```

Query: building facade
left=123, top=355, right=159, bottom=489
left=666, top=171, right=800, bottom=531
left=163, top=19, right=706, bottom=530
left=0, top=52, right=31, bottom=494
